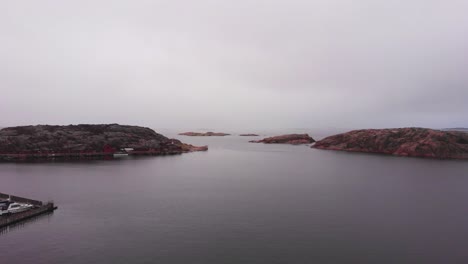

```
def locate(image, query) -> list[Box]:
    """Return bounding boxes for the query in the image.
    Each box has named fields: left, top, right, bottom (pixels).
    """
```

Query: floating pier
left=0, top=148, right=201, bottom=161
left=0, top=192, right=57, bottom=229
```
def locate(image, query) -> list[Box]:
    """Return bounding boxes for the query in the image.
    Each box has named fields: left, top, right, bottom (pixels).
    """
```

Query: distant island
left=0, top=124, right=207, bottom=161
left=444, top=128, right=468, bottom=132
left=239, top=134, right=259, bottom=136
left=178, top=132, right=230, bottom=136
left=313, top=127, right=468, bottom=159
left=250, top=134, right=315, bottom=145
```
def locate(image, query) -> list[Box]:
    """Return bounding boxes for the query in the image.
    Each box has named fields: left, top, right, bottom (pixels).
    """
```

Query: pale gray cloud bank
left=1, top=0, right=467, bottom=131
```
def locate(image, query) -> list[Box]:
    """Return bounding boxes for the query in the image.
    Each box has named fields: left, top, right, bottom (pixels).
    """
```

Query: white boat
left=0, top=201, right=34, bottom=215
left=113, top=148, right=134, bottom=158
left=113, top=152, right=129, bottom=158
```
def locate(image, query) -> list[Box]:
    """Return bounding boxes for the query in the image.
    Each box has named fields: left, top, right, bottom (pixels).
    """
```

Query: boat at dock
left=0, top=192, right=58, bottom=229
left=113, top=152, right=129, bottom=158
left=0, top=200, right=34, bottom=216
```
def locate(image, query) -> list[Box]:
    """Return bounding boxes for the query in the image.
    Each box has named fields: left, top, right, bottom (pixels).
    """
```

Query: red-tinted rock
left=185, top=145, right=209, bottom=152
left=250, top=134, right=315, bottom=145
left=179, top=132, right=230, bottom=136
left=169, top=139, right=208, bottom=152
left=313, top=128, right=468, bottom=159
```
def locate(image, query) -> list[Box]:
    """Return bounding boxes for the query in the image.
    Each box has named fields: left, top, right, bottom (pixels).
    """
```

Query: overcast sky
left=1, top=0, right=467, bottom=131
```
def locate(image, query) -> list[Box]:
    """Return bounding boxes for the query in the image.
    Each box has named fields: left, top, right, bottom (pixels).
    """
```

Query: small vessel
left=113, top=152, right=129, bottom=158
left=113, top=148, right=133, bottom=158
left=0, top=200, right=34, bottom=216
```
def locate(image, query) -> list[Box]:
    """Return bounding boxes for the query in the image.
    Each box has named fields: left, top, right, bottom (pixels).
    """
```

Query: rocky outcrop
left=239, top=134, right=259, bottom=136
left=170, top=139, right=209, bottom=152
left=178, top=132, right=230, bottom=136
left=313, top=127, right=468, bottom=159
left=250, top=134, right=315, bottom=145
left=0, top=124, right=207, bottom=161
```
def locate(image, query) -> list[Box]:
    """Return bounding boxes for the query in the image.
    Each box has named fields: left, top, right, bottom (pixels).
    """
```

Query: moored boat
left=0, top=200, right=34, bottom=216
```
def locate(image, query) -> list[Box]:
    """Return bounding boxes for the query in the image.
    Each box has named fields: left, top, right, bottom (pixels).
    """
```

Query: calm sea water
left=2, top=133, right=468, bottom=264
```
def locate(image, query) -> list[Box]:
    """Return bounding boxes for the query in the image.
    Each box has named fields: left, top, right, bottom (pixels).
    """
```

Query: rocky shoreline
left=313, top=128, right=468, bottom=159
left=0, top=124, right=207, bottom=161
left=2, top=125, right=467, bottom=161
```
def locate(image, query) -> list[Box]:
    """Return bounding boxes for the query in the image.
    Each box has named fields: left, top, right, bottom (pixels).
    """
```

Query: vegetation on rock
left=0, top=124, right=207, bottom=160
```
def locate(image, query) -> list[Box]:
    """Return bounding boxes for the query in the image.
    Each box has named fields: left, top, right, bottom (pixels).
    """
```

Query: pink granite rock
left=313, top=128, right=468, bottom=159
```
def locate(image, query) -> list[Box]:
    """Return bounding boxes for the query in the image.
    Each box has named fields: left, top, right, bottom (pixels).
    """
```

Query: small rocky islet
left=250, top=134, right=316, bottom=145
left=0, top=124, right=207, bottom=161
left=313, top=127, right=468, bottom=159
left=178, top=132, right=230, bottom=136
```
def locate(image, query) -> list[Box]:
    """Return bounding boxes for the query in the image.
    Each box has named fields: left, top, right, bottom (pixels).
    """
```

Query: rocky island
left=250, top=134, right=315, bottom=145
left=444, top=128, right=468, bottom=132
left=178, top=132, right=230, bottom=136
left=0, top=124, right=207, bottom=161
left=313, top=127, right=468, bottom=159
left=239, top=134, right=259, bottom=137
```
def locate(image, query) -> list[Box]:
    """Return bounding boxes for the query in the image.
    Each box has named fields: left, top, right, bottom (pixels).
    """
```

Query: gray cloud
left=1, top=0, right=467, bottom=131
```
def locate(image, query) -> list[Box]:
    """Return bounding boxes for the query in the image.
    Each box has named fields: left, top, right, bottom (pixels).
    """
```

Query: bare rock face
left=250, top=134, right=315, bottom=145
left=168, top=138, right=208, bottom=152
left=0, top=124, right=207, bottom=161
left=313, top=128, right=468, bottom=159
left=239, top=134, right=259, bottom=136
left=178, top=132, right=230, bottom=136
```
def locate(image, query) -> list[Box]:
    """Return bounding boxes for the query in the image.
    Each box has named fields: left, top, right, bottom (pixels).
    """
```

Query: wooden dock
left=0, top=192, right=57, bottom=229
left=0, top=150, right=184, bottom=161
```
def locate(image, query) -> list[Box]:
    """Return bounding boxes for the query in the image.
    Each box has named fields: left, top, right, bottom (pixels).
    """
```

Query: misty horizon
left=3, top=2, right=468, bottom=263
left=1, top=1, right=467, bottom=130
